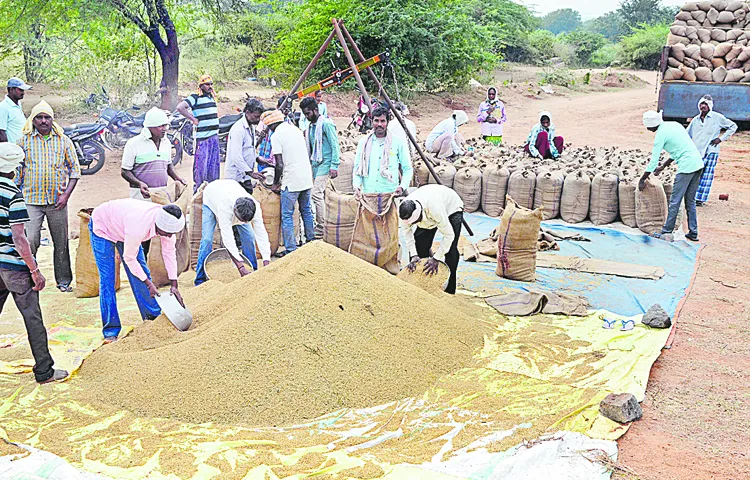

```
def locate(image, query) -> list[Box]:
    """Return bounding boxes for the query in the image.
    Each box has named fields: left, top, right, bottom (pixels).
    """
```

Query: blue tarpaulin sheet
left=456, top=213, right=701, bottom=317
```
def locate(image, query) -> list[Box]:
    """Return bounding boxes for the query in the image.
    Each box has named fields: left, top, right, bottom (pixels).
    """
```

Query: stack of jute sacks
left=666, top=1, right=750, bottom=82
left=407, top=143, right=674, bottom=235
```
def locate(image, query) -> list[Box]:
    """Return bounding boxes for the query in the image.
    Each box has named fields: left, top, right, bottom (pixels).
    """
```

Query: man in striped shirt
left=0, top=143, right=68, bottom=383
left=17, top=101, right=80, bottom=292
left=177, top=74, right=220, bottom=192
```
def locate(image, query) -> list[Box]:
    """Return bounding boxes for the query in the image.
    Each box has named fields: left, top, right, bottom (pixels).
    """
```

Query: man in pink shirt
left=90, top=199, right=186, bottom=342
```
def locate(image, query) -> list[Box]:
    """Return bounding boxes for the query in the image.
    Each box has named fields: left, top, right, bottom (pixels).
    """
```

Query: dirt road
left=27, top=71, right=750, bottom=478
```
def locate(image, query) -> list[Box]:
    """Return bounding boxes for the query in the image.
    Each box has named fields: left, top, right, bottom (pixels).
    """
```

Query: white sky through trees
left=527, top=0, right=686, bottom=20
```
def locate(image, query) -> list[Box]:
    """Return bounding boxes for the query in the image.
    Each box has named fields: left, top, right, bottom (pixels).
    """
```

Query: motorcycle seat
left=219, top=114, right=242, bottom=133
left=131, top=113, right=146, bottom=126
left=64, top=123, right=102, bottom=136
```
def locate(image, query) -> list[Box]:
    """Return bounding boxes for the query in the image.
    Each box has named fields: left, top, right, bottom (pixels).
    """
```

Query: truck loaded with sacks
left=659, top=0, right=750, bottom=122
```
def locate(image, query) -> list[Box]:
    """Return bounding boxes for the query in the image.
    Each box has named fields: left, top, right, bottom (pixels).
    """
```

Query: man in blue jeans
left=194, top=179, right=272, bottom=285
left=640, top=110, right=704, bottom=242
left=89, top=200, right=185, bottom=342
left=261, top=109, right=314, bottom=256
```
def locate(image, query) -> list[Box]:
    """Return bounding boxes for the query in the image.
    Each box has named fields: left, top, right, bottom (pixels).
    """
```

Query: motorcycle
left=348, top=96, right=381, bottom=133
left=63, top=123, right=109, bottom=175
left=97, top=104, right=184, bottom=166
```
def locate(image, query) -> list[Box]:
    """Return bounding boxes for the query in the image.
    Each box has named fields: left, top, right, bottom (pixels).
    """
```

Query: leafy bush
left=616, top=23, right=669, bottom=70
left=561, top=31, right=607, bottom=66
left=260, top=0, right=498, bottom=91
left=524, top=30, right=557, bottom=64
left=537, top=67, right=576, bottom=87
left=466, top=0, right=539, bottom=61
left=591, top=43, right=620, bottom=67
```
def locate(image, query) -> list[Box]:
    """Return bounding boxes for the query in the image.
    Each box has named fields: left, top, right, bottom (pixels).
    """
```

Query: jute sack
left=149, top=184, right=192, bottom=286
left=495, top=196, right=543, bottom=282
left=75, top=209, right=121, bottom=298
left=331, top=153, right=355, bottom=194
left=413, top=161, right=431, bottom=186
left=428, top=164, right=457, bottom=188
left=252, top=184, right=282, bottom=257
left=507, top=169, right=536, bottom=210
left=533, top=170, right=564, bottom=220
left=589, top=172, right=620, bottom=225
left=349, top=192, right=399, bottom=274
left=618, top=179, right=638, bottom=228
left=481, top=164, right=510, bottom=217
left=323, top=182, right=359, bottom=251
left=453, top=167, right=482, bottom=213
left=636, top=176, right=668, bottom=235
left=560, top=170, right=591, bottom=224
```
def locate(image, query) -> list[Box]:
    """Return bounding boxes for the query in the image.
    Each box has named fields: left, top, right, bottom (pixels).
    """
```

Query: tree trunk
left=22, top=23, right=47, bottom=82
left=159, top=45, right=179, bottom=110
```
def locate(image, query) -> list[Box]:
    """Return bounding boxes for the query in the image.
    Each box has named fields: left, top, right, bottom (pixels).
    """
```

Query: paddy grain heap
left=75, top=241, right=488, bottom=427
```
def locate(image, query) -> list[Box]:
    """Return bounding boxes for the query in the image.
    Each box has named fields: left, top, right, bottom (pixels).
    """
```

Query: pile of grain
left=395, top=259, right=450, bottom=295
left=75, top=241, right=488, bottom=427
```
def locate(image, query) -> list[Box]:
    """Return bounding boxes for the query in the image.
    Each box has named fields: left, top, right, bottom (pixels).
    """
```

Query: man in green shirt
left=639, top=110, right=704, bottom=242
left=301, top=96, right=340, bottom=238
left=353, top=105, right=413, bottom=196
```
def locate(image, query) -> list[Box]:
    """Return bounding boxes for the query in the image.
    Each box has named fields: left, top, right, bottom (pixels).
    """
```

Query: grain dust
left=396, top=259, right=450, bottom=295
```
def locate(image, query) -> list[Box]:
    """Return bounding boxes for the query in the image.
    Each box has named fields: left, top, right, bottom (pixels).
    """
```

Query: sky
left=526, top=0, right=686, bottom=20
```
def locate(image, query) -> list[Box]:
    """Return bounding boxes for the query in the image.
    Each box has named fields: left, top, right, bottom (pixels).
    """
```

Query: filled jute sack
left=533, top=170, right=564, bottom=220
left=618, top=179, right=638, bottom=228
left=589, top=172, right=620, bottom=225
left=560, top=170, right=591, bottom=224
left=481, top=164, right=510, bottom=217
left=349, top=192, right=399, bottom=274
left=636, top=176, right=668, bottom=235
left=507, top=169, right=536, bottom=210
left=323, top=182, right=359, bottom=251
left=453, top=166, right=482, bottom=213
left=495, top=196, right=543, bottom=282
left=75, top=209, right=121, bottom=298
left=149, top=183, right=192, bottom=286
left=331, top=154, right=355, bottom=194
left=252, top=184, right=282, bottom=257
left=428, top=164, right=457, bottom=188
left=413, top=161, right=431, bottom=186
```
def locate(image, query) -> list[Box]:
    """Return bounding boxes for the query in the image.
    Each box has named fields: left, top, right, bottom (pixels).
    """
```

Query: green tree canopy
left=542, top=8, right=582, bottom=35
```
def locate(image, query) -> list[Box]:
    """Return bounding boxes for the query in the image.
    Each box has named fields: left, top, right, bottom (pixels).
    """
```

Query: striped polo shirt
left=0, top=176, right=31, bottom=271
left=121, top=128, right=171, bottom=191
left=185, top=93, right=219, bottom=140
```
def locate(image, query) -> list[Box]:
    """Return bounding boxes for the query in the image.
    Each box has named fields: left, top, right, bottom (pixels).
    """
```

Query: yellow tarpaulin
left=0, top=306, right=669, bottom=479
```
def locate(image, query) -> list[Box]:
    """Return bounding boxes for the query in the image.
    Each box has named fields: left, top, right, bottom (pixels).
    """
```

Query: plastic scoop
left=155, top=292, right=193, bottom=332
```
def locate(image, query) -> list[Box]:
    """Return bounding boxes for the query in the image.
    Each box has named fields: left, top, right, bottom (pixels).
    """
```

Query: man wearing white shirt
left=225, top=99, right=266, bottom=192
left=194, top=179, right=271, bottom=285
left=262, top=109, right=315, bottom=256
left=387, top=102, right=417, bottom=156
left=399, top=184, right=464, bottom=294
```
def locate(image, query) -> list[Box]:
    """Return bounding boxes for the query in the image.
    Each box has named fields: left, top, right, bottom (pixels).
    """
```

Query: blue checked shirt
left=17, top=130, right=81, bottom=206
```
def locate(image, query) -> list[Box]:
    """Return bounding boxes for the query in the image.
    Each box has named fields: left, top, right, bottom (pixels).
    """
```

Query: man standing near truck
left=686, top=95, right=737, bottom=206
left=640, top=110, right=704, bottom=242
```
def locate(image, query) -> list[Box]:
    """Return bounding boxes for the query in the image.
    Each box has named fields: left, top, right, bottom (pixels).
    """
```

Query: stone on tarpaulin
left=599, top=393, right=643, bottom=424
left=642, top=304, right=672, bottom=329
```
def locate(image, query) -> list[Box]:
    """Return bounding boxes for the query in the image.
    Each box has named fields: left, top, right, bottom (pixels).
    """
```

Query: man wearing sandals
left=639, top=110, right=704, bottom=242
left=17, top=101, right=80, bottom=292
left=0, top=143, right=68, bottom=383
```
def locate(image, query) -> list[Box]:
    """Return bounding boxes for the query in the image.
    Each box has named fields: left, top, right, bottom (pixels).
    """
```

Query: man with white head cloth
left=686, top=95, right=737, bottom=206
left=90, top=199, right=186, bottom=343
left=639, top=110, right=704, bottom=242
left=0, top=143, right=68, bottom=383
left=425, top=110, right=469, bottom=160
left=398, top=184, right=464, bottom=294
left=121, top=107, right=187, bottom=201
